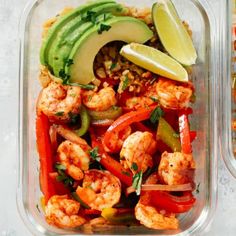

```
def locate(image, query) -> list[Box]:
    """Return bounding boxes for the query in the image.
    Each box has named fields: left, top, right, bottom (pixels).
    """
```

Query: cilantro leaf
left=82, top=10, right=97, bottom=23
left=55, top=163, right=66, bottom=171
left=68, top=112, right=79, bottom=125
left=122, top=76, right=129, bottom=91
left=131, top=162, right=138, bottom=171
left=65, top=59, right=74, bottom=67
left=97, top=23, right=111, bottom=34
left=55, top=111, right=64, bottom=117
left=150, top=106, right=164, bottom=124
left=122, top=171, right=131, bottom=177
left=110, top=62, right=117, bottom=70
left=89, top=147, right=101, bottom=162
left=132, top=171, right=143, bottom=195
left=150, top=96, right=158, bottom=102
left=59, top=69, right=70, bottom=84
left=67, top=82, right=95, bottom=90
left=55, top=163, right=74, bottom=188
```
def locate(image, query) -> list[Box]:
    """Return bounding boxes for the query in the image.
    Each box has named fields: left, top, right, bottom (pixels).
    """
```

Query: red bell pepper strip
left=104, top=106, right=156, bottom=150
left=90, top=130, right=133, bottom=186
left=190, top=131, right=197, bottom=142
left=49, top=172, right=71, bottom=195
left=36, top=112, right=56, bottom=203
left=179, top=111, right=192, bottom=154
left=150, top=191, right=196, bottom=213
left=83, top=209, right=101, bottom=215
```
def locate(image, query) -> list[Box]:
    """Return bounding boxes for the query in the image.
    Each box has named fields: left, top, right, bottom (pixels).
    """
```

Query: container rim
left=219, top=0, right=236, bottom=179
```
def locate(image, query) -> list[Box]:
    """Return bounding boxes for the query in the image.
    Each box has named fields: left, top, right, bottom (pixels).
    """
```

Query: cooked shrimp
left=45, top=195, right=86, bottom=228
left=82, top=87, right=117, bottom=111
left=76, top=170, right=121, bottom=211
left=158, top=151, right=195, bottom=185
left=135, top=199, right=179, bottom=230
left=57, top=140, right=90, bottom=181
left=134, top=173, right=179, bottom=230
left=155, top=78, right=193, bottom=109
left=103, top=126, right=132, bottom=153
left=38, top=82, right=82, bottom=122
left=120, top=131, right=157, bottom=174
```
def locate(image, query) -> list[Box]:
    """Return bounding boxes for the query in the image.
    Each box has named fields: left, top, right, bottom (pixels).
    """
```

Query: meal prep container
left=17, top=0, right=224, bottom=235
left=220, top=1, right=236, bottom=178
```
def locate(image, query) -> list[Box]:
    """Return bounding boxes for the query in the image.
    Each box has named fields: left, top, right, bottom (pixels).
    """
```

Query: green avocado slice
left=50, top=3, right=126, bottom=77
left=65, top=16, right=153, bottom=84
left=40, top=0, right=115, bottom=66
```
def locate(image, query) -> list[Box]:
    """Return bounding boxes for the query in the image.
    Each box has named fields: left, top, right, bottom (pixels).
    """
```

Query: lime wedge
left=152, top=0, right=197, bottom=66
left=120, top=43, right=188, bottom=82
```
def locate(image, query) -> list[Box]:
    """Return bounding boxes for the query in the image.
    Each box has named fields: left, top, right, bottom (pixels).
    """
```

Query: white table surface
left=0, top=0, right=236, bottom=235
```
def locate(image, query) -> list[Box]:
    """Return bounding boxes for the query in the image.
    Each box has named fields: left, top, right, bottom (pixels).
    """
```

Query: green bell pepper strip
left=87, top=106, right=122, bottom=121
left=157, top=117, right=181, bottom=152
left=101, top=208, right=135, bottom=223
left=75, top=106, right=90, bottom=136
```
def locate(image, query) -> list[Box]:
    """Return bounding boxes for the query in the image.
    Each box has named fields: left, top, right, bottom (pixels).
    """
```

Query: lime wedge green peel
left=152, top=0, right=197, bottom=66
left=120, top=43, right=188, bottom=82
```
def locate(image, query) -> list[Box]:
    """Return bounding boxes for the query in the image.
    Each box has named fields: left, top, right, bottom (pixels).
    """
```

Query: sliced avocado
left=40, top=0, right=115, bottom=66
left=50, top=2, right=126, bottom=77
left=65, top=16, right=153, bottom=84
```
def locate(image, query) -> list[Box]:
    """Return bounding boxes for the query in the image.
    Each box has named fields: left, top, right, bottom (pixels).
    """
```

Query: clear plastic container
left=17, top=0, right=222, bottom=235
left=220, top=1, right=236, bottom=178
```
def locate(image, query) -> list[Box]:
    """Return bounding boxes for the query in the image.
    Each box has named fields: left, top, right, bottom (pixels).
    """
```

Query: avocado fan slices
left=40, top=0, right=116, bottom=66
left=50, top=2, right=126, bottom=77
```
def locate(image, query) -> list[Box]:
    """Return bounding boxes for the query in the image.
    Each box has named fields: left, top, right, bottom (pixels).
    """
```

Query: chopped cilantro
left=150, top=96, right=158, bottom=102
left=59, top=69, right=70, bottom=84
left=97, top=23, right=111, bottom=34
left=55, top=163, right=66, bottom=171
left=55, top=163, right=74, bottom=188
left=68, top=112, right=79, bottom=125
left=89, top=147, right=101, bottom=162
left=59, top=69, right=68, bottom=79
left=65, top=58, right=74, bottom=67
left=59, top=69, right=94, bottom=90
left=131, top=162, right=138, bottom=171
left=82, top=10, right=97, bottom=23
left=55, top=111, right=64, bottom=117
left=150, top=106, right=164, bottom=124
left=132, top=171, right=143, bottom=195
left=122, top=171, right=131, bottom=177
left=122, top=76, right=129, bottom=91
left=67, top=82, right=95, bottom=90
left=110, top=62, right=117, bottom=70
